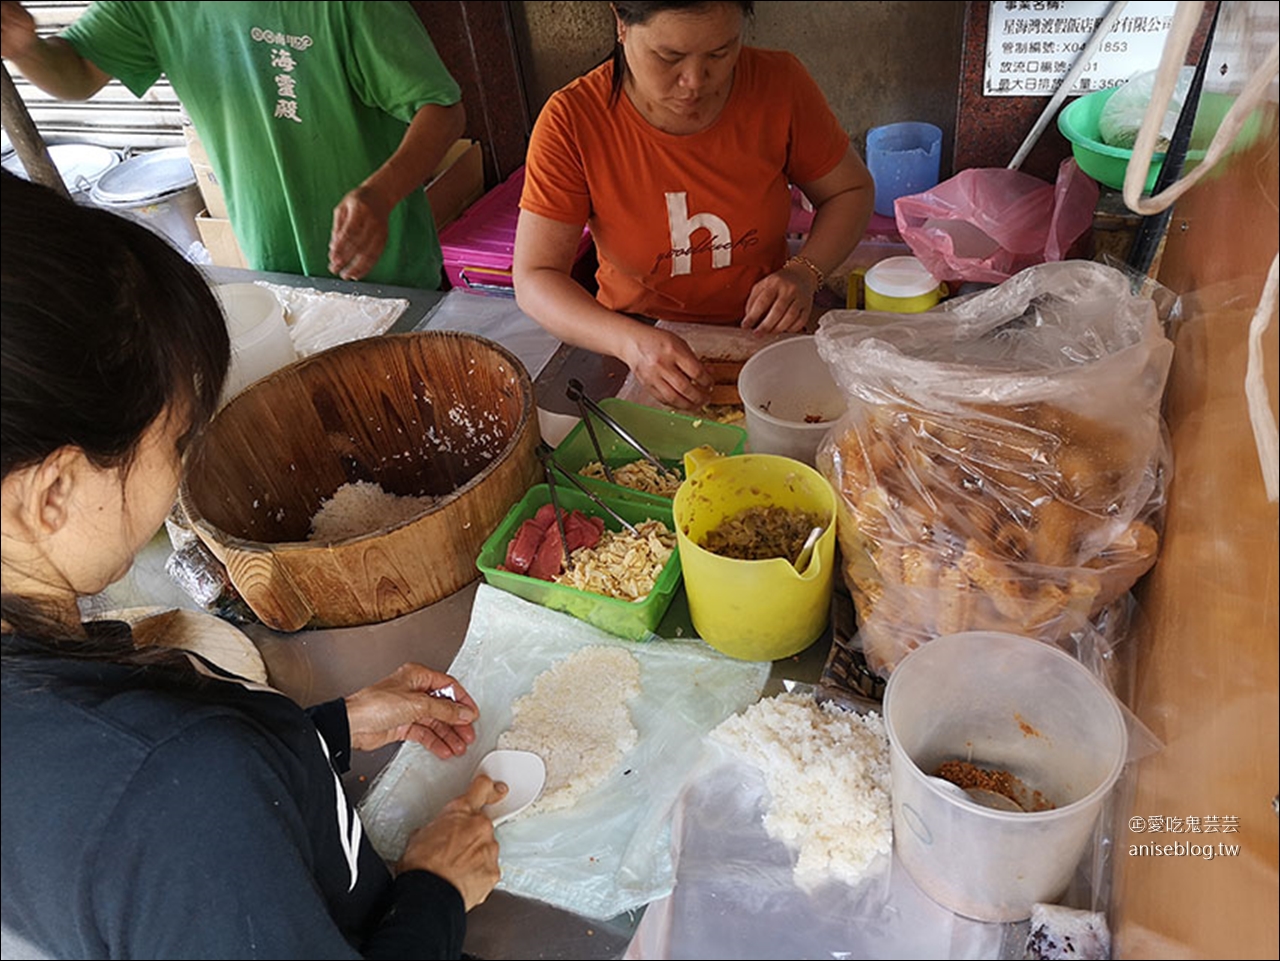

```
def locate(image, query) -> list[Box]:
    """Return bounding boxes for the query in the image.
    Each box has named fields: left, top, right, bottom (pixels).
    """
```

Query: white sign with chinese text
left=985, top=0, right=1178, bottom=97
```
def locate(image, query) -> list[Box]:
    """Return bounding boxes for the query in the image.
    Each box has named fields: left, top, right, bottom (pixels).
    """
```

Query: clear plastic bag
left=625, top=736, right=1003, bottom=960
left=814, top=261, right=1174, bottom=674
left=894, top=160, right=1098, bottom=285
left=1098, top=67, right=1194, bottom=150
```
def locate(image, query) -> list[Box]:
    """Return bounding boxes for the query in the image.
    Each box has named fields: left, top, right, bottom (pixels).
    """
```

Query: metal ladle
left=793, top=526, right=824, bottom=572
left=927, top=775, right=1025, bottom=813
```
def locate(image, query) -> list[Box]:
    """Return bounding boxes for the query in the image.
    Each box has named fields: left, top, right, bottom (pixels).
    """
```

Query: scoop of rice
left=307, top=480, right=437, bottom=542
left=711, top=692, right=891, bottom=890
left=497, top=646, right=641, bottom=815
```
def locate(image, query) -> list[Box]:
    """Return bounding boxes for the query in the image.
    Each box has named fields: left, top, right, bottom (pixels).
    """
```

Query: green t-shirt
left=64, top=1, right=461, bottom=289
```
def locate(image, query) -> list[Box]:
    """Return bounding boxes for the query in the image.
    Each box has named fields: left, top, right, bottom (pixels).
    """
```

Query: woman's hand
left=344, top=663, right=478, bottom=758
left=742, top=261, right=818, bottom=333
left=399, top=775, right=506, bottom=910
left=622, top=324, right=713, bottom=410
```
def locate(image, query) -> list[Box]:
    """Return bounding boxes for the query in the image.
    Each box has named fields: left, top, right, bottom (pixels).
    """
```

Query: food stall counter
left=98, top=267, right=830, bottom=960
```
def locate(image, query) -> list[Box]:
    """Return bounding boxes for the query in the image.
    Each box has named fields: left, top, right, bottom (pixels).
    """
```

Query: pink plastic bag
left=895, top=159, right=1098, bottom=285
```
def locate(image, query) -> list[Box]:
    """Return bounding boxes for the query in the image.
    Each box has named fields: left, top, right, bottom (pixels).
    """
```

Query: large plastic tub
left=439, top=166, right=592, bottom=295
left=553, top=397, right=746, bottom=504
left=476, top=484, right=681, bottom=640
left=883, top=632, right=1128, bottom=922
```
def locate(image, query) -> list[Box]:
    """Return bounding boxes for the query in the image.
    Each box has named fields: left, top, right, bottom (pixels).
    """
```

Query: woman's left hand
left=345, top=663, right=479, bottom=758
left=742, top=262, right=818, bottom=333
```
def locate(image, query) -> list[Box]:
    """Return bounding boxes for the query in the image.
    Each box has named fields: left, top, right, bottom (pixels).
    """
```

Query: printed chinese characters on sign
left=984, top=0, right=1177, bottom=96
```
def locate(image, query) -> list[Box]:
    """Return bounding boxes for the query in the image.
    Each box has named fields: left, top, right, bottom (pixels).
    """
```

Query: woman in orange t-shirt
left=514, top=0, right=873, bottom=409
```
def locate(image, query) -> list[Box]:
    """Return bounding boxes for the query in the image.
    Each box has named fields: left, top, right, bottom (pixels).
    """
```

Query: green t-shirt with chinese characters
left=64, top=1, right=461, bottom=289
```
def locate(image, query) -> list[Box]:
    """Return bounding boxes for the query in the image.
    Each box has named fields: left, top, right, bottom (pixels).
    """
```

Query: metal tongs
left=537, top=444, right=639, bottom=538
left=565, top=378, right=681, bottom=484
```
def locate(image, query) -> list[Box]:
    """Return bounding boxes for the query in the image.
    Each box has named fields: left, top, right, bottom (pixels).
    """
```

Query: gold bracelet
left=784, top=254, right=825, bottom=289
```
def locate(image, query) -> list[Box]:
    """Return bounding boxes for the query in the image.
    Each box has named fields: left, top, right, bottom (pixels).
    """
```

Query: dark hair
left=609, top=0, right=754, bottom=104
left=1, top=172, right=230, bottom=637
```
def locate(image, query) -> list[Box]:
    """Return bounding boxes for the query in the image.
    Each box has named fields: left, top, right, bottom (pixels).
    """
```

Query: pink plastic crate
left=439, top=166, right=592, bottom=296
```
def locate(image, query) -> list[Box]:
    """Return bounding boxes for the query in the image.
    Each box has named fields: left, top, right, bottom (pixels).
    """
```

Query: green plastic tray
left=553, top=397, right=746, bottom=504
left=476, top=484, right=682, bottom=641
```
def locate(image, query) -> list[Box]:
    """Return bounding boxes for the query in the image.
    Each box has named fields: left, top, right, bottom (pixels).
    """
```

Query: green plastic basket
left=476, top=484, right=682, bottom=640
left=553, top=397, right=746, bottom=505
left=1058, top=86, right=1257, bottom=192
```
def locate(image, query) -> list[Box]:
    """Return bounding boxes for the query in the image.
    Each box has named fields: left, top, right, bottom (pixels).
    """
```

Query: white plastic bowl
left=737, top=336, right=846, bottom=465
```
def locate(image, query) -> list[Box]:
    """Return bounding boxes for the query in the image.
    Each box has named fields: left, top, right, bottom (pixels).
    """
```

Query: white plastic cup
left=866, top=121, right=943, bottom=218
left=737, top=336, right=846, bottom=466
left=883, top=632, right=1128, bottom=922
left=215, top=284, right=296, bottom=403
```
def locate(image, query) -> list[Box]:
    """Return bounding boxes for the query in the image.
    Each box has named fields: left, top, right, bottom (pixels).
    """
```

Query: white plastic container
left=737, top=336, right=846, bottom=465
left=215, top=284, right=296, bottom=403
left=883, top=632, right=1128, bottom=922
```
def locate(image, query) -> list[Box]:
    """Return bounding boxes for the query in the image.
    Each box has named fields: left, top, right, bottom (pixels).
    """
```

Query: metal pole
left=0, top=61, right=69, bottom=199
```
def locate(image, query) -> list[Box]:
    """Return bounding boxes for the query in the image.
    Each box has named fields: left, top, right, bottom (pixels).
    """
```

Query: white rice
left=497, top=646, right=641, bottom=816
left=711, top=692, right=892, bottom=891
left=307, top=480, right=437, bottom=542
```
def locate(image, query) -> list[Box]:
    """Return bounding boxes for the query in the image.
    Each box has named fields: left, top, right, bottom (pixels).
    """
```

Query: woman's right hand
left=398, top=775, right=506, bottom=910
left=622, top=323, right=713, bottom=411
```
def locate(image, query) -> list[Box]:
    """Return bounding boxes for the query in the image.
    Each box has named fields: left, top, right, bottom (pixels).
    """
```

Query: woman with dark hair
left=514, top=0, right=874, bottom=409
left=0, top=173, right=504, bottom=959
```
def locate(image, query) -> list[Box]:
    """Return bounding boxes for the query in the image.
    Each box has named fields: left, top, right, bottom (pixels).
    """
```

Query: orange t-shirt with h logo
left=520, top=48, right=849, bottom=324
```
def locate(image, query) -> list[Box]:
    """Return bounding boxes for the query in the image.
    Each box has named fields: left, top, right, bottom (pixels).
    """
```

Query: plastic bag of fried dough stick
left=814, top=261, right=1174, bottom=675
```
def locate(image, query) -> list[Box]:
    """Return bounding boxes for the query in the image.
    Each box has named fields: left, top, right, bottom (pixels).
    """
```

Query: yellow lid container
left=863, top=256, right=946, bottom=313
left=673, top=447, right=837, bottom=661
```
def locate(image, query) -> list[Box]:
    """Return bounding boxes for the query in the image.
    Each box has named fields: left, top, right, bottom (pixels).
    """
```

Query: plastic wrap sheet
left=254, top=282, right=407, bottom=356
left=422, top=289, right=561, bottom=381
left=358, top=584, right=770, bottom=920
left=814, top=261, right=1175, bottom=674
left=616, top=320, right=799, bottom=413
left=624, top=741, right=1004, bottom=960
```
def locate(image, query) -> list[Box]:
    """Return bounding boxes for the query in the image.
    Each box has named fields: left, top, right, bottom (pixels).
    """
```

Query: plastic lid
left=91, top=146, right=195, bottom=203
left=2, top=143, right=119, bottom=192
left=865, top=256, right=940, bottom=299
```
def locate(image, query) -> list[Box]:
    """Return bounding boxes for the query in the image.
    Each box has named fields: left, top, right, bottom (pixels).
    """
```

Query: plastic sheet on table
left=254, top=282, right=407, bottom=356
left=422, top=289, right=561, bottom=381
left=358, top=584, right=770, bottom=921
left=624, top=743, right=1004, bottom=960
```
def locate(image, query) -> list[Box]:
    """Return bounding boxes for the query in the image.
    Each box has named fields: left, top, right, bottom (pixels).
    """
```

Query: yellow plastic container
left=858, top=256, right=946, bottom=313
left=673, top=447, right=837, bottom=661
